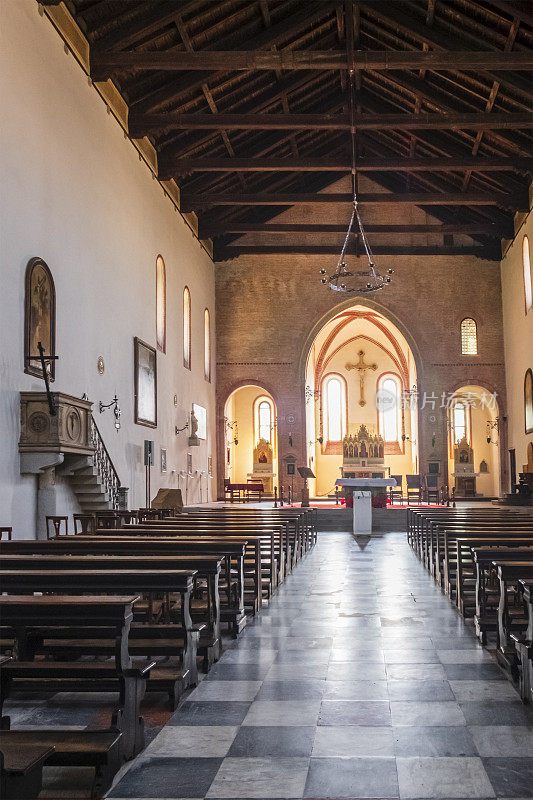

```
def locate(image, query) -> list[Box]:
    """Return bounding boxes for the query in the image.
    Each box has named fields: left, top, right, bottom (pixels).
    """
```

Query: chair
left=389, top=476, right=403, bottom=504
left=117, top=510, right=137, bottom=526
left=95, top=512, right=119, bottom=529
left=425, top=474, right=439, bottom=504
left=0, top=527, right=12, bottom=540
left=406, top=475, right=422, bottom=505
left=73, top=514, right=95, bottom=534
left=45, top=516, right=68, bottom=538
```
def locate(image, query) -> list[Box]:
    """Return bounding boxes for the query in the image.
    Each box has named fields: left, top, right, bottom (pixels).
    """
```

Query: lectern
left=298, top=467, right=315, bottom=508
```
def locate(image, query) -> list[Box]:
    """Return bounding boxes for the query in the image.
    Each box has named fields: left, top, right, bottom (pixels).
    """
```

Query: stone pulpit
left=453, top=436, right=477, bottom=497
left=248, top=438, right=275, bottom=495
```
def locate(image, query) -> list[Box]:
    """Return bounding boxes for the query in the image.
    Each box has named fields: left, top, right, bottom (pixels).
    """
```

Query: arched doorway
left=447, top=385, right=501, bottom=498
left=304, top=304, right=419, bottom=498
left=224, top=385, right=278, bottom=496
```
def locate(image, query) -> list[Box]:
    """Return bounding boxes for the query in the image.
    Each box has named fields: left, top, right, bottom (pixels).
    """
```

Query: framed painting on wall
left=24, top=257, right=56, bottom=380
left=134, top=337, right=157, bottom=428
left=525, top=368, right=533, bottom=434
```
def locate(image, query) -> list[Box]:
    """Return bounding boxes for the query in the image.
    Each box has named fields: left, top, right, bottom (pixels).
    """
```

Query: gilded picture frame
left=24, top=257, right=56, bottom=380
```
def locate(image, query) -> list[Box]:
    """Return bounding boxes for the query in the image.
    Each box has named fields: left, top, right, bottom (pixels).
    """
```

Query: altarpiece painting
left=24, top=257, right=56, bottom=379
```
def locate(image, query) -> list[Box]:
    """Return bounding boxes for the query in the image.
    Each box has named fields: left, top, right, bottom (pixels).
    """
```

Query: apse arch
left=223, top=383, right=278, bottom=495
left=303, top=301, right=420, bottom=497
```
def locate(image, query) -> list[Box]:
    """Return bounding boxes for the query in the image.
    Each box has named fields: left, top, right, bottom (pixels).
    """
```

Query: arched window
left=523, top=235, right=532, bottom=313
left=254, top=396, right=274, bottom=444
left=156, top=255, right=166, bottom=353
left=183, top=286, right=191, bottom=369
left=323, top=375, right=346, bottom=442
left=451, top=399, right=470, bottom=444
left=461, top=318, right=477, bottom=355
left=204, top=308, right=211, bottom=382
left=377, top=375, right=401, bottom=442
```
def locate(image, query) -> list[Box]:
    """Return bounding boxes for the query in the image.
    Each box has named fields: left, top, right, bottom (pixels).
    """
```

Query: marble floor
left=107, top=531, right=533, bottom=800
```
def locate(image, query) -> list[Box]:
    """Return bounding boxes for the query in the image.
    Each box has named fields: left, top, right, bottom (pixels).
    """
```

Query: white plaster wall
left=0, top=0, right=217, bottom=538
left=501, top=209, right=533, bottom=483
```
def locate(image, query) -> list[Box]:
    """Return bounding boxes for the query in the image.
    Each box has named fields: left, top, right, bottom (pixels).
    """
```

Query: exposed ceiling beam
left=160, top=155, right=532, bottom=178
left=200, top=221, right=507, bottom=237
left=90, top=49, right=533, bottom=79
left=214, top=244, right=501, bottom=260
left=180, top=190, right=524, bottom=212
left=129, top=110, right=533, bottom=136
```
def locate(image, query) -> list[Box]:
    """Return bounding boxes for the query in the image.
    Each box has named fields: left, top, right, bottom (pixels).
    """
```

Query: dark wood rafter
left=213, top=244, right=502, bottom=260
left=40, top=0, right=532, bottom=258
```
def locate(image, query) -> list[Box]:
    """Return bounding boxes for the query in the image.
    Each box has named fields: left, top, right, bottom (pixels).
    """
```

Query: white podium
left=335, top=477, right=397, bottom=535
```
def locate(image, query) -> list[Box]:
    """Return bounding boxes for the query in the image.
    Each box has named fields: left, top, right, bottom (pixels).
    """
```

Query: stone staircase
left=62, top=417, right=123, bottom=513
left=64, top=455, right=116, bottom=512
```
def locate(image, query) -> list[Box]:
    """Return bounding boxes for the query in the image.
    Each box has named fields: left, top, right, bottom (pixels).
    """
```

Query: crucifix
left=346, top=349, right=377, bottom=407
left=27, top=341, right=59, bottom=416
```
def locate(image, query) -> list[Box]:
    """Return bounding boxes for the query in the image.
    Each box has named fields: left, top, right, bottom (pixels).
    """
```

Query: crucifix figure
left=346, top=349, right=377, bottom=407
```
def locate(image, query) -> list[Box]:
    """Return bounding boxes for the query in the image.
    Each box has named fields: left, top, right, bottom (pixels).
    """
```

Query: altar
left=340, top=425, right=390, bottom=505
left=336, top=477, right=397, bottom=534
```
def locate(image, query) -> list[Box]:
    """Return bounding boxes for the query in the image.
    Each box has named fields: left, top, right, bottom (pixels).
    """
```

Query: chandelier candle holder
left=320, top=64, right=393, bottom=295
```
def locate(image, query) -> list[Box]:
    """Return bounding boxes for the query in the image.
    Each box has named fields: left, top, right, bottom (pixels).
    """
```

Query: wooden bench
left=0, top=595, right=140, bottom=795
left=225, top=483, right=264, bottom=502
left=514, top=579, right=533, bottom=703
left=0, top=737, right=54, bottom=799
left=0, top=568, right=197, bottom=709
left=494, top=560, right=533, bottom=665
left=0, top=552, right=223, bottom=671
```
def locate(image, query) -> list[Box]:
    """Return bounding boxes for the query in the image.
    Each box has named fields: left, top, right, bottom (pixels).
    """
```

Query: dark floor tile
left=228, top=725, right=315, bottom=757
left=318, top=700, right=391, bottom=726
left=203, top=663, right=272, bottom=681
left=256, top=680, right=326, bottom=700
left=388, top=679, right=455, bottom=701
left=393, top=725, right=478, bottom=756
left=107, top=756, right=222, bottom=798
left=443, top=663, right=506, bottom=680
left=169, top=701, right=251, bottom=726
left=460, top=701, right=533, bottom=726
left=304, top=756, right=399, bottom=798
left=482, top=757, right=533, bottom=797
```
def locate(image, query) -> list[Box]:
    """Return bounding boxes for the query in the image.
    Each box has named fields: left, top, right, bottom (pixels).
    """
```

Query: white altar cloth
left=335, top=478, right=397, bottom=488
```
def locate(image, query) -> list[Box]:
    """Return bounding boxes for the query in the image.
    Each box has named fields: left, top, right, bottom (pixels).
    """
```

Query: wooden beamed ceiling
left=51, top=0, right=532, bottom=261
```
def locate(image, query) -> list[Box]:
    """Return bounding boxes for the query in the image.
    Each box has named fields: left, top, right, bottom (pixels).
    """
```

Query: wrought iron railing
left=89, top=415, right=121, bottom=509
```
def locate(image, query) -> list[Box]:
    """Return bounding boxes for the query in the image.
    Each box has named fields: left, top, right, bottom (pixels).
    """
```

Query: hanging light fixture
left=320, top=64, right=393, bottom=294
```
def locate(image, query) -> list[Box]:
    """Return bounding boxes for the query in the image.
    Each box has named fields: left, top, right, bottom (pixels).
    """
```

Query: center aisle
left=108, top=531, right=533, bottom=800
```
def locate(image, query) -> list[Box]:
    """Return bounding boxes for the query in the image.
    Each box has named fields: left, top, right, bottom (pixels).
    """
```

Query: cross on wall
left=345, top=349, right=377, bottom=407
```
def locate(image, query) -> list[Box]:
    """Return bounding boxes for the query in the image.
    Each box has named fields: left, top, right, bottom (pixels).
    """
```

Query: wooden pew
left=468, top=546, right=533, bottom=641
left=224, top=483, right=264, bottom=502
left=0, top=568, right=197, bottom=709
left=494, top=560, right=533, bottom=669
left=0, top=595, right=137, bottom=795
left=0, top=737, right=54, bottom=800
left=514, top=579, right=533, bottom=703
left=0, top=538, right=250, bottom=634
left=102, top=526, right=273, bottom=607
left=0, top=553, right=223, bottom=671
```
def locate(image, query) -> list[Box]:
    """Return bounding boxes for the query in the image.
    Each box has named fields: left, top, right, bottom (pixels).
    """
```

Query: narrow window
left=461, top=318, right=477, bottom=355
left=183, top=286, right=191, bottom=369
left=378, top=375, right=400, bottom=442
left=323, top=376, right=346, bottom=442
left=524, top=235, right=532, bottom=313
left=156, top=255, right=166, bottom=353
left=204, top=308, right=211, bottom=382
left=452, top=401, right=468, bottom=443
left=258, top=401, right=272, bottom=443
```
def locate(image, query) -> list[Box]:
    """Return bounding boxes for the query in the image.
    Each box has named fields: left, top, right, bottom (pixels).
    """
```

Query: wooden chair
left=0, top=527, right=12, bottom=541
left=389, top=476, right=403, bottom=504
left=73, top=514, right=95, bottom=534
left=95, top=512, right=118, bottom=529
left=425, top=474, right=439, bottom=504
left=406, top=475, right=422, bottom=505
left=45, top=516, right=68, bottom=539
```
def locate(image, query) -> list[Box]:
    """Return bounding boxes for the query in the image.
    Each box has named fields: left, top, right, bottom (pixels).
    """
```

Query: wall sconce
left=308, top=436, right=323, bottom=447
left=99, top=394, right=121, bottom=431
left=305, top=385, right=317, bottom=404
left=289, top=431, right=293, bottom=447
left=486, top=419, right=499, bottom=444
left=175, top=420, right=189, bottom=436
left=401, top=433, right=410, bottom=442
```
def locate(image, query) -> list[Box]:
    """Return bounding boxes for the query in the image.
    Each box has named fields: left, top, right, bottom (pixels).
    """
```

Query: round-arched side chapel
left=1, top=2, right=532, bottom=798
